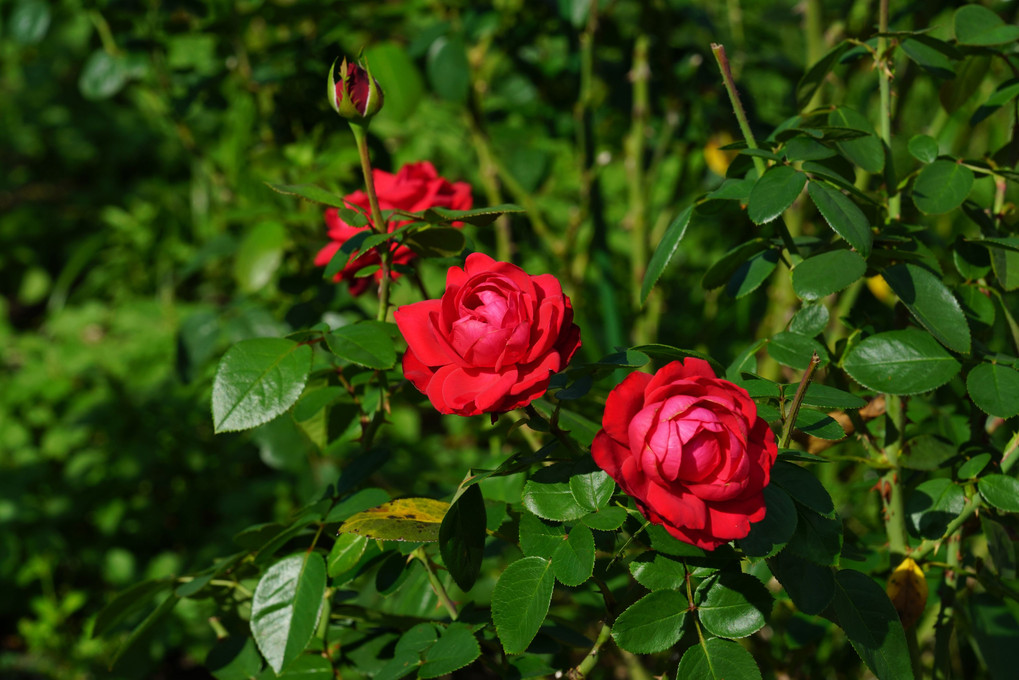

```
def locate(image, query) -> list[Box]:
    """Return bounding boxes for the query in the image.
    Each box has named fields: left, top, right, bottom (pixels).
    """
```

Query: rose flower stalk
left=394, top=253, right=581, bottom=416
left=315, top=161, right=473, bottom=295
left=592, top=358, right=778, bottom=550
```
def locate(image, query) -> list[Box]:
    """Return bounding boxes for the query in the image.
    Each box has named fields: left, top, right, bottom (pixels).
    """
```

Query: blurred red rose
left=591, top=359, right=777, bottom=550
left=314, top=161, right=473, bottom=295
left=394, top=252, right=582, bottom=416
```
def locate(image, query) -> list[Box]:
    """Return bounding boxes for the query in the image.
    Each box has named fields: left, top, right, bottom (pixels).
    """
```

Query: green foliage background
left=3, top=0, right=1019, bottom=678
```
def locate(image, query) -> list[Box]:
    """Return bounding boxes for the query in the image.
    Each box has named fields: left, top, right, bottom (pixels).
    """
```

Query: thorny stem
left=412, top=547, right=459, bottom=620
left=780, top=352, right=820, bottom=449
left=881, top=394, right=910, bottom=563
left=568, top=622, right=612, bottom=679
left=711, top=43, right=765, bottom=179
left=876, top=0, right=900, bottom=220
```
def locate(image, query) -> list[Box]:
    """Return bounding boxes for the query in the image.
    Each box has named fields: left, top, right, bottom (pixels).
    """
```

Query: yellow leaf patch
left=338, top=498, right=450, bottom=542
left=886, top=557, right=928, bottom=628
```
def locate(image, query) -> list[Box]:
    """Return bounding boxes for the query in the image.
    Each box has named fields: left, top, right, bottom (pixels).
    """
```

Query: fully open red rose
left=394, top=253, right=581, bottom=416
left=592, top=359, right=777, bottom=550
left=314, top=161, right=473, bottom=295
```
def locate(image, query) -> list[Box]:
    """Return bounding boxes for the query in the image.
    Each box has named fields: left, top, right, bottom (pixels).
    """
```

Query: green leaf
left=958, top=453, right=992, bottom=480
left=882, top=263, right=971, bottom=354
left=828, top=107, right=884, bottom=173
left=264, top=182, right=350, bottom=208
left=796, top=41, right=850, bottom=109
left=901, top=434, right=958, bottom=471
left=784, top=135, right=836, bottom=162
left=427, top=35, right=469, bottom=103
left=843, top=329, right=961, bottom=395
left=795, top=410, right=847, bottom=440
left=703, top=239, right=769, bottom=290
left=738, top=485, right=798, bottom=558
left=906, top=478, right=965, bottom=539
left=790, top=303, right=830, bottom=336
left=967, top=363, right=1019, bottom=418
left=326, top=321, right=397, bottom=369
left=276, top=656, right=333, bottom=678
left=522, top=463, right=588, bottom=522
left=767, top=332, right=829, bottom=370
left=799, top=384, right=867, bottom=409
left=324, top=488, right=392, bottom=524
left=806, top=181, right=873, bottom=257
left=954, top=5, right=1019, bottom=46
left=94, top=578, right=173, bottom=637
left=907, top=134, right=939, bottom=164
left=971, top=78, right=1019, bottom=126
left=629, top=553, right=686, bottom=591
left=981, top=517, right=1017, bottom=579
left=769, top=551, right=835, bottom=615
left=206, top=636, right=263, bottom=680
left=833, top=569, right=915, bottom=680
left=772, top=462, right=835, bottom=517
left=568, top=458, right=615, bottom=511
left=10, top=0, right=50, bottom=44
left=579, top=506, right=628, bottom=531
left=79, top=50, right=128, bottom=100
left=989, top=242, right=1019, bottom=291
left=912, top=160, right=974, bottom=215
left=978, top=475, right=1019, bottom=513
left=250, top=553, right=327, bottom=674
left=641, top=206, right=693, bottom=304
left=327, top=533, right=368, bottom=580
left=967, top=593, right=1019, bottom=679
left=339, top=498, right=449, bottom=542
left=212, top=339, right=313, bottom=433
left=418, top=204, right=525, bottom=226
left=676, top=638, right=763, bottom=680
left=492, top=557, right=555, bottom=654
left=551, top=524, right=595, bottom=586
left=726, top=249, right=780, bottom=298
left=110, top=591, right=181, bottom=668
left=234, top=221, right=286, bottom=293
left=519, top=510, right=566, bottom=558
left=697, top=572, right=773, bottom=638
left=611, top=590, right=688, bottom=654
left=419, top=623, right=481, bottom=678
left=792, top=249, right=867, bottom=300
left=900, top=37, right=956, bottom=79
left=787, top=507, right=843, bottom=566
left=957, top=286, right=996, bottom=326
left=403, top=227, right=467, bottom=258
left=747, top=166, right=807, bottom=225
left=439, top=483, right=487, bottom=592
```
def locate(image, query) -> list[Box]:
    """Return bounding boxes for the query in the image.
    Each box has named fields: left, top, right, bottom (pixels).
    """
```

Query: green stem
left=780, top=352, right=820, bottom=449
left=569, top=622, right=612, bottom=679
left=413, top=548, right=459, bottom=620
left=711, top=43, right=765, bottom=179
left=933, top=527, right=960, bottom=680
left=350, top=124, right=393, bottom=321
left=627, top=34, right=651, bottom=337
left=1000, top=428, right=1019, bottom=475
left=876, top=0, right=900, bottom=220
left=881, top=394, right=910, bottom=562
left=88, top=10, right=119, bottom=54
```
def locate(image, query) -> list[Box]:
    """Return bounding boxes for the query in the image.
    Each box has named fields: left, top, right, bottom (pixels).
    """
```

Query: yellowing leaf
left=338, top=498, right=450, bottom=542
left=867, top=276, right=895, bottom=305
left=886, top=557, right=928, bottom=628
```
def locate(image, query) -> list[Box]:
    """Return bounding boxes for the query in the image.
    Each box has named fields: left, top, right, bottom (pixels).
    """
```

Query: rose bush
left=394, top=252, right=581, bottom=416
left=592, top=358, right=777, bottom=550
left=315, top=161, right=473, bottom=294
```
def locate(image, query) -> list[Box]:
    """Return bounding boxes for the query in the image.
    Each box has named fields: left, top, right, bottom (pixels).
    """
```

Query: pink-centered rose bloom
left=314, top=161, right=473, bottom=295
left=394, top=252, right=582, bottom=416
left=592, top=359, right=777, bottom=550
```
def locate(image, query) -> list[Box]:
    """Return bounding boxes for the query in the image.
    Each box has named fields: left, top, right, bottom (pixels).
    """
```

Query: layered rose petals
left=394, top=253, right=581, bottom=416
left=591, top=358, right=777, bottom=550
left=315, top=161, right=473, bottom=295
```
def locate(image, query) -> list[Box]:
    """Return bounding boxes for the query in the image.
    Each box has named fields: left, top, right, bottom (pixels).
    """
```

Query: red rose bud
left=328, top=56, right=383, bottom=121
left=592, top=359, right=778, bottom=551
left=394, top=253, right=582, bottom=416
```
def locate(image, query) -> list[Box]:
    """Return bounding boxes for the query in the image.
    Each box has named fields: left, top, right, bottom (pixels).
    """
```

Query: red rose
left=591, top=359, right=777, bottom=550
left=394, top=253, right=582, bottom=416
left=314, top=161, right=473, bottom=295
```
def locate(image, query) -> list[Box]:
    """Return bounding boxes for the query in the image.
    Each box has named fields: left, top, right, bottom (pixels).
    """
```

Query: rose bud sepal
left=328, top=56, right=384, bottom=123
